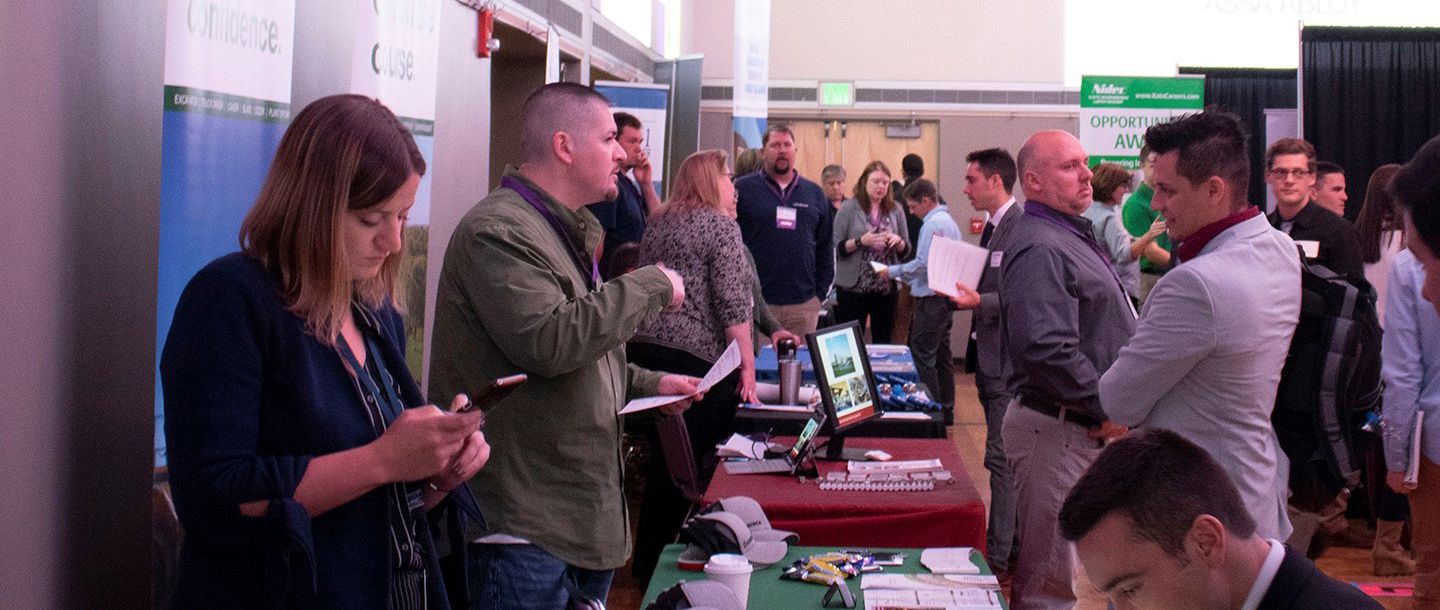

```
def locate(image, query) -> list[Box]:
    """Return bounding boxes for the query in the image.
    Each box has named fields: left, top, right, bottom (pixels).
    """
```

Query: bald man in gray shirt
left=998, top=131, right=1136, bottom=610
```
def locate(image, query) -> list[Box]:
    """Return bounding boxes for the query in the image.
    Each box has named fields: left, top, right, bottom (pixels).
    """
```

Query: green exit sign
left=819, top=82, right=854, bottom=106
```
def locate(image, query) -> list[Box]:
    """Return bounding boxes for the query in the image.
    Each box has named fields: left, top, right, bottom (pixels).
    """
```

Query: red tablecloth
left=702, top=437, right=986, bottom=551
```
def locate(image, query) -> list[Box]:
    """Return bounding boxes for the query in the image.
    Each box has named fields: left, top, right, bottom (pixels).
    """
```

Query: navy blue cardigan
left=162, top=253, right=466, bottom=608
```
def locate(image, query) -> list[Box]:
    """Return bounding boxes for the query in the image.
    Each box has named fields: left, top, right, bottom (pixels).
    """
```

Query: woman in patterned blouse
left=628, top=149, right=758, bottom=581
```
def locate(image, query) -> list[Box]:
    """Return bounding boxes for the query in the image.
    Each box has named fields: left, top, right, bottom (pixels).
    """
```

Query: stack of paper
left=920, top=548, right=982, bottom=574
left=862, top=573, right=1003, bottom=609
left=849, top=459, right=944, bottom=475
left=926, top=236, right=988, bottom=299
left=862, top=588, right=1002, bottom=610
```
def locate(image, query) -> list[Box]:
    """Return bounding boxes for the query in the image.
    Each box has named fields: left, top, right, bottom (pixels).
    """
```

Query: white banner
left=164, top=0, right=296, bottom=103
left=351, top=0, right=441, bottom=122
left=733, top=0, right=770, bottom=120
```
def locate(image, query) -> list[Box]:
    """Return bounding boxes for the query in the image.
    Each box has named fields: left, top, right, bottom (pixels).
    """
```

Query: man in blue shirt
left=877, top=178, right=961, bottom=413
left=736, top=123, right=835, bottom=335
left=587, top=112, right=662, bottom=279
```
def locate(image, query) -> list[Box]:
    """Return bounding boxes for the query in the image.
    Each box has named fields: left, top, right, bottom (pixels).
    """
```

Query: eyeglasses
left=1268, top=168, right=1313, bottom=180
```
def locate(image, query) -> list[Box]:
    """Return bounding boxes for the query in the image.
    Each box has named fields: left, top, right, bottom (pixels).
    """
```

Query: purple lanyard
left=765, top=173, right=796, bottom=207
left=1027, top=205, right=1133, bottom=307
left=501, top=176, right=600, bottom=290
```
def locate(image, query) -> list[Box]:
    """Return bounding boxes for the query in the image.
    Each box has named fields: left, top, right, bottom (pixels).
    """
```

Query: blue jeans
left=468, top=543, right=613, bottom=610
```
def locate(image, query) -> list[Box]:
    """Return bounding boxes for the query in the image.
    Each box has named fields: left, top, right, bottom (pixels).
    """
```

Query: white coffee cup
left=703, top=553, right=753, bottom=609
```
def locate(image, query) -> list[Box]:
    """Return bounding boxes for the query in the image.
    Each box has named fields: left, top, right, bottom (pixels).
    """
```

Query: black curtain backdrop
left=1179, top=67, right=1296, bottom=208
left=1302, top=26, right=1440, bottom=219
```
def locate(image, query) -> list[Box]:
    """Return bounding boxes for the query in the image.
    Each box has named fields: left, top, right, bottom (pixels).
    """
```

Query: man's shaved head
left=520, top=83, right=613, bottom=163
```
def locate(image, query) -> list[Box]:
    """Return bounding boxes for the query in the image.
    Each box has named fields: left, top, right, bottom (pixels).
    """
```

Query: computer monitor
left=806, top=321, right=882, bottom=461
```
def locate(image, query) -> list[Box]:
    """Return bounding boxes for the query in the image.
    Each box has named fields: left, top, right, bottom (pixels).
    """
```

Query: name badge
left=990, top=251, right=1004, bottom=268
left=776, top=206, right=798, bottom=230
left=1295, top=240, right=1320, bottom=259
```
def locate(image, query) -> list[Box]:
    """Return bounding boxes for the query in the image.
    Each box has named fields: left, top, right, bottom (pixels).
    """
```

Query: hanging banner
left=155, top=0, right=297, bottom=466
left=352, top=0, right=441, bottom=376
left=1079, top=75, right=1204, bottom=169
left=594, top=81, right=670, bottom=196
left=732, top=0, right=769, bottom=150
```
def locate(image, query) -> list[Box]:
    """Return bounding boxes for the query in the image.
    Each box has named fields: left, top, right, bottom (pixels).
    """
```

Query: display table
left=703, top=437, right=986, bottom=550
left=643, top=544, right=1007, bottom=609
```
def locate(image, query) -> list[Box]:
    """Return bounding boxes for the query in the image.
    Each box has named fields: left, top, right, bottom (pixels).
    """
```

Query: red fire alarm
left=477, top=8, right=495, bottom=57
left=969, top=217, right=985, bottom=234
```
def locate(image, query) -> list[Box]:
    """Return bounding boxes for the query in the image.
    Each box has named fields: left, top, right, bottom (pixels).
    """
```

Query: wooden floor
left=608, top=371, right=1416, bottom=609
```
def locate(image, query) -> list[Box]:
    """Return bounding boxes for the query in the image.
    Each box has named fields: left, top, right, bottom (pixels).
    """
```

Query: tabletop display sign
left=155, top=0, right=297, bottom=466
left=1079, top=75, right=1204, bottom=169
left=351, top=0, right=441, bottom=376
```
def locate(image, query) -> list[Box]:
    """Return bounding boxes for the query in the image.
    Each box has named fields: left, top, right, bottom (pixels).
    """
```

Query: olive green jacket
left=429, top=167, right=672, bottom=570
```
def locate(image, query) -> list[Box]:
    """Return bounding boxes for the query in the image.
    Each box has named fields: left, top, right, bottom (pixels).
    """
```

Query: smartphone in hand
left=456, top=374, right=528, bottom=415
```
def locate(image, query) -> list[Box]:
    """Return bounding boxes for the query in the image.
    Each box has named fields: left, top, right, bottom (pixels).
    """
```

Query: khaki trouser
left=767, top=297, right=821, bottom=337
left=1002, top=403, right=1104, bottom=610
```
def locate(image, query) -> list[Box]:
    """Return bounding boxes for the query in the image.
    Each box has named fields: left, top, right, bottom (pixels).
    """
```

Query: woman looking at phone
left=161, top=94, right=487, bottom=608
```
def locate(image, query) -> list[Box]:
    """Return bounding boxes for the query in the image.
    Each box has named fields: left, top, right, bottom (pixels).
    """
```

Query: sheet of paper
left=1407, top=411, right=1425, bottom=486
left=618, top=394, right=690, bottom=415
left=927, top=236, right=988, bottom=298
left=869, top=260, right=888, bottom=273
left=716, top=433, right=766, bottom=459
left=698, top=340, right=741, bottom=392
left=620, top=340, right=742, bottom=415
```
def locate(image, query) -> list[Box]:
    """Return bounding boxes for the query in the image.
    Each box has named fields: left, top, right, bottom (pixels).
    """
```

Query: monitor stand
left=816, top=434, right=875, bottom=461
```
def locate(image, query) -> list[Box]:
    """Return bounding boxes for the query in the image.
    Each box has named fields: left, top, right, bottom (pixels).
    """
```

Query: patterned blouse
left=633, top=206, right=754, bottom=363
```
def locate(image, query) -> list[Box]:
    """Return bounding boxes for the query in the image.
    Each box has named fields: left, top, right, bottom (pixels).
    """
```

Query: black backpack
left=1272, top=259, right=1384, bottom=512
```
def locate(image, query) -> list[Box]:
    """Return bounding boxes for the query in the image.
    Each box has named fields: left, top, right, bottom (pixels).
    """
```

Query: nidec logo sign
left=1093, top=83, right=1126, bottom=95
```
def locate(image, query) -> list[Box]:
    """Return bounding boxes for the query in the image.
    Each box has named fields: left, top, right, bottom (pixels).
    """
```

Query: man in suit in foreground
left=1060, top=429, right=1382, bottom=610
left=1098, top=111, right=1300, bottom=540
left=949, top=147, right=1022, bottom=576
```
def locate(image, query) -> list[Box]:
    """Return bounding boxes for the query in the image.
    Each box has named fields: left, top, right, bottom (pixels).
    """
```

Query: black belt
left=1018, top=398, right=1102, bottom=428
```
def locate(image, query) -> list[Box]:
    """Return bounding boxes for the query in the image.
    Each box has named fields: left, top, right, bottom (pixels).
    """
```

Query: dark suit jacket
left=971, top=200, right=1025, bottom=389
left=1267, top=202, right=1363, bottom=282
left=1258, top=545, right=1381, bottom=609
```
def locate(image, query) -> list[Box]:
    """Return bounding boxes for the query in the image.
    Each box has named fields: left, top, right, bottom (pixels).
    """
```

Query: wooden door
left=781, top=119, right=941, bottom=194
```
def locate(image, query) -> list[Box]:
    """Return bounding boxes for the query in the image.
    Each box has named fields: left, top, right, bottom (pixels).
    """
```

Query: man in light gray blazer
left=1099, top=111, right=1300, bottom=540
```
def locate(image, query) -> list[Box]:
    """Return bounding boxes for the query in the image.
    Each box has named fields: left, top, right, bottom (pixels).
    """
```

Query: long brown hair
left=239, top=94, right=425, bottom=343
left=1356, top=163, right=1403, bottom=264
left=853, top=160, right=895, bottom=215
left=661, top=149, right=730, bottom=215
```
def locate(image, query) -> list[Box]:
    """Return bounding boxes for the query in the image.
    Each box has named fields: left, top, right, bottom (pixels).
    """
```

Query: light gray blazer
left=1099, top=213, right=1301, bottom=540
left=831, top=198, right=910, bottom=290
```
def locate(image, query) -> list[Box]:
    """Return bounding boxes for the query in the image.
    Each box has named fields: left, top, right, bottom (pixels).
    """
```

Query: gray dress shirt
left=999, top=202, right=1137, bottom=420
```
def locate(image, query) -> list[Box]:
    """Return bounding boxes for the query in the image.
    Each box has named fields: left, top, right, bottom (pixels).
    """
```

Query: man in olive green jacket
left=429, top=83, right=697, bottom=608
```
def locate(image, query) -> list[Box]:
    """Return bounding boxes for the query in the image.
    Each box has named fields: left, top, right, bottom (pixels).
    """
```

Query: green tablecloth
left=641, top=544, right=1008, bottom=609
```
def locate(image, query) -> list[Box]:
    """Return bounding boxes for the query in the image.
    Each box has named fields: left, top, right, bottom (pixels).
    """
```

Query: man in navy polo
left=587, top=111, right=662, bottom=279
left=736, top=123, right=834, bottom=336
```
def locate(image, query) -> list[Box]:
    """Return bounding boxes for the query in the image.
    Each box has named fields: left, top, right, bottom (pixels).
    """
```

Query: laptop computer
left=722, top=415, right=824, bottom=475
